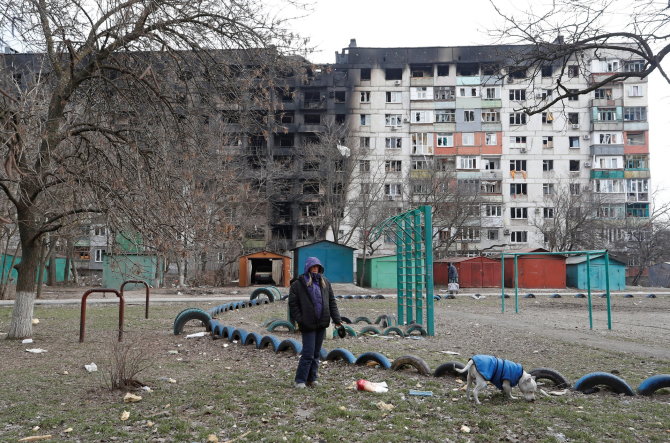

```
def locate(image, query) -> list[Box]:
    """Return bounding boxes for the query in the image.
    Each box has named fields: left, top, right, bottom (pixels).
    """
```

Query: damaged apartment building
left=0, top=41, right=652, bottom=271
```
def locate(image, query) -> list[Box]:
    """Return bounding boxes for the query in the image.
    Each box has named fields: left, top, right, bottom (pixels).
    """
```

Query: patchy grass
left=0, top=296, right=669, bottom=442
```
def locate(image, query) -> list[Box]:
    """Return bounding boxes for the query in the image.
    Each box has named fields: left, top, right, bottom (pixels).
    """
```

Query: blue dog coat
left=471, top=355, right=524, bottom=390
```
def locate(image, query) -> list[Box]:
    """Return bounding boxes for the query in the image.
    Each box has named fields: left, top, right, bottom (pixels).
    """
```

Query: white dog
left=455, top=355, right=537, bottom=405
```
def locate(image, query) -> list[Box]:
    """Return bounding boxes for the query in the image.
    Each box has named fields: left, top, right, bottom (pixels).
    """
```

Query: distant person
left=448, top=262, right=459, bottom=284
left=288, top=256, right=342, bottom=389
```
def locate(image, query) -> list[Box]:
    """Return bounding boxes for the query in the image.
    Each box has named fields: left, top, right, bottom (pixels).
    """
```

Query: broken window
left=304, top=114, right=320, bottom=124
left=464, top=110, right=475, bottom=122
left=624, top=107, right=647, bottom=121
left=569, top=160, right=580, bottom=171
left=509, top=89, right=526, bottom=101
left=543, top=160, right=554, bottom=171
left=595, top=88, right=613, bottom=99
left=567, top=65, right=579, bottom=78
left=334, top=91, right=346, bottom=103
left=335, top=114, right=345, bottom=124
left=542, top=112, right=554, bottom=124
left=508, top=67, right=527, bottom=79
left=360, top=68, right=371, bottom=80
left=542, top=136, right=554, bottom=148
left=360, top=91, right=370, bottom=103
left=456, top=63, right=479, bottom=76
left=437, top=64, right=450, bottom=76
left=568, top=113, right=580, bottom=125
left=435, top=109, right=456, bottom=123
left=410, top=64, right=433, bottom=77
left=626, top=132, right=645, bottom=145
left=385, top=160, right=402, bottom=172
left=541, top=65, right=553, bottom=77
left=385, top=68, right=403, bottom=80
left=434, top=86, right=455, bottom=100
left=509, top=112, right=527, bottom=125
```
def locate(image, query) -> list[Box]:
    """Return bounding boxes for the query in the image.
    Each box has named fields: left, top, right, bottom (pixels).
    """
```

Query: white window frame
left=485, top=133, right=497, bottom=145
left=385, top=137, right=402, bottom=149
left=628, top=85, right=643, bottom=97
left=510, top=231, right=528, bottom=243
left=509, top=136, right=527, bottom=148
left=360, top=114, right=369, bottom=126
left=360, top=91, right=371, bottom=103
left=411, top=133, right=433, bottom=155
left=435, top=109, right=456, bottom=123
left=385, top=114, right=402, bottom=127
left=463, top=110, right=475, bottom=122
left=458, top=156, right=478, bottom=170
left=509, top=112, right=527, bottom=125
left=385, top=91, right=402, bottom=103
left=461, top=133, right=475, bottom=146
left=485, top=205, right=502, bottom=217
left=94, top=249, right=106, bottom=263
left=484, top=87, right=500, bottom=99
left=510, top=207, right=528, bottom=219
left=481, top=109, right=500, bottom=122
left=411, top=110, right=433, bottom=123
left=436, top=133, right=454, bottom=147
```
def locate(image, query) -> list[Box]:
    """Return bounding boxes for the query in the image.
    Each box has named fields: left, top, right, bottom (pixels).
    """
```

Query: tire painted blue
left=244, top=332, right=263, bottom=348
left=433, top=295, right=441, bottom=301
left=259, top=335, right=281, bottom=352
left=647, top=293, right=657, bottom=298
left=266, top=320, right=295, bottom=333
left=222, top=326, right=236, bottom=339
left=550, top=293, right=561, bottom=298
left=575, top=293, right=586, bottom=298
left=354, top=295, right=363, bottom=299
left=374, top=294, right=385, bottom=299
left=355, top=352, right=391, bottom=370
left=524, top=293, right=535, bottom=298
left=173, top=308, right=212, bottom=335
left=231, top=328, right=249, bottom=343
left=574, top=372, right=635, bottom=396
left=277, top=338, right=302, bottom=354
left=210, top=320, right=225, bottom=337
left=344, top=295, right=354, bottom=299
left=624, top=294, right=634, bottom=298
left=637, top=374, right=670, bottom=396
left=325, top=348, right=356, bottom=364
left=335, top=295, right=343, bottom=299
left=364, top=295, right=373, bottom=299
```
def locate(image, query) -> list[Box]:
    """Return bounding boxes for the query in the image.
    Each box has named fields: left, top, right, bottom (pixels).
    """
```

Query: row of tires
left=174, top=309, right=670, bottom=397
left=336, top=294, right=386, bottom=300
left=208, top=298, right=273, bottom=316
left=523, top=293, right=658, bottom=299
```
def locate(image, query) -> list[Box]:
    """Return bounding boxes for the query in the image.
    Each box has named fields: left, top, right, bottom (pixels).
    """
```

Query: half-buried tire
left=259, top=335, right=281, bottom=352
left=266, top=320, right=295, bottom=333
left=244, top=332, right=263, bottom=348
left=574, top=372, right=635, bottom=396
left=637, top=374, right=670, bottom=396
left=359, top=326, right=382, bottom=336
left=529, top=367, right=570, bottom=389
left=355, top=352, right=391, bottom=369
left=434, top=361, right=466, bottom=380
left=173, top=308, right=212, bottom=335
left=250, top=287, right=275, bottom=302
left=325, top=348, right=356, bottom=364
left=391, top=355, right=431, bottom=376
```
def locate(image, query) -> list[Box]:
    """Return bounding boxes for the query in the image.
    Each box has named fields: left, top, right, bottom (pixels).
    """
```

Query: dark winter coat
left=288, top=258, right=341, bottom=331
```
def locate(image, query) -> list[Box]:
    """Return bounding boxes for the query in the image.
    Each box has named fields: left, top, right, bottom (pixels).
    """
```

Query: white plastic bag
left=448, top=282, right=459, bottom=292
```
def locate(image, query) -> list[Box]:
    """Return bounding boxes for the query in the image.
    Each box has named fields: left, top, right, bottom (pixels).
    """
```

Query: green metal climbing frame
left=369, top=205, right=434, bottom=335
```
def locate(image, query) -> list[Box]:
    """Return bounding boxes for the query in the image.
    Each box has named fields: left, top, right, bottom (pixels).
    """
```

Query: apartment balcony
left=297, top=123, right=326, bottom=132
left=456, top=76, right=480, bottom=86
left=480, top=169, right=502, bottom=180
left=590, top=98, right=623, bottom=108
left=591, top=145, right=624, bottom=156
left=623, top=121, right=649, bottom=131
left=410, top=77, right=434, bottom=86
left=481, top=122, right=502, bottom=132
left=434, top=122, right=456, bottom=132
left=410, top=169, right=433, bottom=179
left=481, top=99, right=502, bottom=108
left=627, top=193, right=649, bottom=203
left=591, top=170, right=624, bottom=179
left=591, top=121, right=624, bottom=131
left=624, top=169, right=651, bottom=179
left=300, top=99, right=327, bottom=110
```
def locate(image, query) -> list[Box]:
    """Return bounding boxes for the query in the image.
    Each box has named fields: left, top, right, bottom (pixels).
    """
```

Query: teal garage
left=292, top=240, right=355, bottom=283
left=566, top=254, right=626, bottom=291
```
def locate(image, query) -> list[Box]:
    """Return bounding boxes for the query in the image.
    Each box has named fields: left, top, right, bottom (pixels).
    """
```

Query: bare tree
left=490, top=0, right=670, bottom=113
left=0, top=0, right=306, bottom=338
left=530, top=180, right=604, bottom=251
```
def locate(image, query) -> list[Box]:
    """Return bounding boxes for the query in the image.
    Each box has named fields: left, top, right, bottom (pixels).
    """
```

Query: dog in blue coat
left=456, top=355, right=537, bottom=404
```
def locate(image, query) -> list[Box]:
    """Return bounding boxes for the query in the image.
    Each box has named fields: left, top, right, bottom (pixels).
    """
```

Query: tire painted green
left=173, top=308, right=211, bottom=335
left=382, top=327, right=404, bottom=337
left=354, top=316, right=372, bottom=324
left=266, top=320, right=295, bottom=333
left=405, top=325, right=427, bottom=336
left=262, top=318, right=286, bottom=328
left=332, top=325, right=356, bottom=338
left=250, top=287, right=275, bottom=302
left=359, top=325, right=382, bottom=335
left=391, top=355, right=432, bottom=376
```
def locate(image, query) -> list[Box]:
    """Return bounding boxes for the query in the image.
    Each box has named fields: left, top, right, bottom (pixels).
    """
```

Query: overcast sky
left=291, top=0, right=670, bottom=207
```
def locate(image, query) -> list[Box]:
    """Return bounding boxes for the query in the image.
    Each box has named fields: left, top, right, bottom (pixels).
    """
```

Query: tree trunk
left=8, top=209, right=40, bottom=339
left=36, top=239, right=47, bottom=299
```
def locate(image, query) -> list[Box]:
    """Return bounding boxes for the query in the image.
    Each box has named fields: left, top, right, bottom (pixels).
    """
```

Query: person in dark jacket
left=288, top=256, right=342, bottom=389
left=448, top=262, right=459, bottom=284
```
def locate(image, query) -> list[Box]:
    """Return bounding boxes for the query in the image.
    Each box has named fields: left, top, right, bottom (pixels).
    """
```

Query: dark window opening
left=508, top=67, right=527, bottom=79
left=335, top=114, right=346, bottom=124
left=410, top=64, right=433, bottom=77
left=481, top=64, right=500, bottom=76
left=360, top=68, right=371, bottom=80
left=569, top=160, right=580, bottom=171
left=541, top=65, right=553, bottom=77
left=303, top=161, right=319, bottom=171
left=275, top=134, right=294, bottom=148
left=303, top=181, right=320, bottom=194
left=279, top=111, right=294, bottom=124
left=334, top=91, right=346, bottom=103
left=456, top=63, right=479, bottom=76
left=437, top=64, right=450, bottom=76
left=304, top=90, right=321, bottom=102
left=304, top=114, right=321, bottom=124
left=385, top=68, right=403, bottom=80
